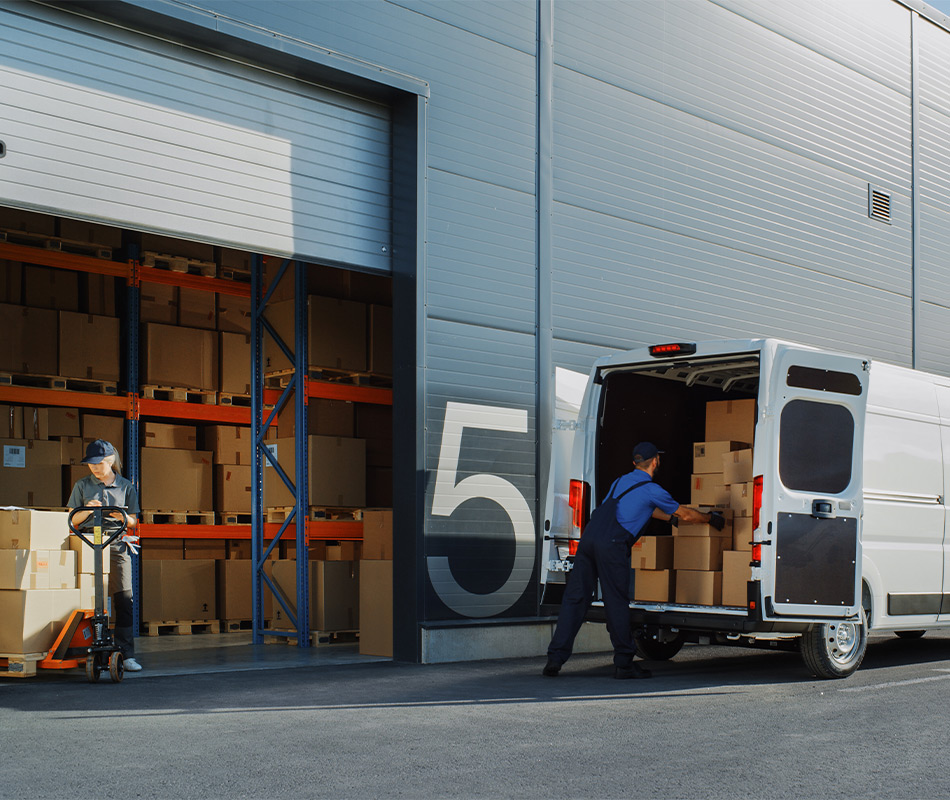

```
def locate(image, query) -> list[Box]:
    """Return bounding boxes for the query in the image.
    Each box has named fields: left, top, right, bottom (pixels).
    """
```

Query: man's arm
left=651, top=506, right=719, bottom=525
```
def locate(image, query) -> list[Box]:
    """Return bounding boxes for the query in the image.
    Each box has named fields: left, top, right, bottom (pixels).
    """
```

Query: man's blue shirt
left=608, top=469, right=680, bottom=537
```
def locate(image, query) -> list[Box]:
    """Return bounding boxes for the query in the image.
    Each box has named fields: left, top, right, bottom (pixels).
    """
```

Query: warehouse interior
left=0, top=205, right=396, bottom=676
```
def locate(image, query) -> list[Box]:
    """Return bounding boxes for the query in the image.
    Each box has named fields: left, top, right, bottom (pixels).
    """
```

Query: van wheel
left=636, top=632, right=684, bottom=661
left=800, top=607, right=868, bottom=679
left=895, top=630, right=926, bottom=640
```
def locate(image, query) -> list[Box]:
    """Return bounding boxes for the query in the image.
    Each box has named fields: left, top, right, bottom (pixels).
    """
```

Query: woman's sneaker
left=123, top=658, right=143, bottom=672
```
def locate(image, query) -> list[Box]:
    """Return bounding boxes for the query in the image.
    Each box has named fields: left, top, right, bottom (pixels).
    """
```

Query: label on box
left=3, top=445, right=25, bottom=468
left=264, top=443, right=277, bottom=463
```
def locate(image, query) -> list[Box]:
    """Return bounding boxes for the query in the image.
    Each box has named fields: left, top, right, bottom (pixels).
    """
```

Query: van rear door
left=761, top=344, right=870, bottom=619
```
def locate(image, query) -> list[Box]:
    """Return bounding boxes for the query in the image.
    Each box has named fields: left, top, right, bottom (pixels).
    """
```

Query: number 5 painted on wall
left=429, top=401, right=536, bottom=617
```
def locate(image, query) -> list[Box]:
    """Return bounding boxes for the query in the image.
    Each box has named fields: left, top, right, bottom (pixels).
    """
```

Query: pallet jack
left=36, top=505, right=130, bottom=683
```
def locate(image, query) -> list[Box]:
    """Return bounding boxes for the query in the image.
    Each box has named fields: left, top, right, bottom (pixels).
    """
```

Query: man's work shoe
left=542, top=659, right=561, bottom=677
left=614, top=663, right=651, bottom=679
left=123, top=658, right=143, bottom=672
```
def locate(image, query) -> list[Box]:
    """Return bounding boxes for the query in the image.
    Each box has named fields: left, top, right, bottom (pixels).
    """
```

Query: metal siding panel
left=916, top=302, right=950, bottom=377
left=387, top=0, right=536, bottom=53
left=0, top=5, right=391, bottom=269
left=427, top=170, right=536, bottom=333
left=553, top=0, right=912, bottom=192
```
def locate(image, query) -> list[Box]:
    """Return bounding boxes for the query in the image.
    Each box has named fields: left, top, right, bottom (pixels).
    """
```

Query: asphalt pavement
left=3, top=632, right=950, bottom=799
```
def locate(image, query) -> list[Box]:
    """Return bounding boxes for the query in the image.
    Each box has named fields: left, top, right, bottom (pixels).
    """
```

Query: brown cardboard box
left=219, top=332, right=250, bottom=394
left=278, top=540, right=328, bottom=561
left=264, top=436, right=366, bottom=508
left=359, top=559, right=392, bottom=656
left=634, top=569, right=675, bottom=602
left=362, top=509, right=393, bottom=560
left=368, top=304, right=392, bottom=376
left=59, top=436, right=85, bottom=466
left=84, top=274, right=117, bottom=317
left=690, top=474, right=730, bottom=507
left=200, top=425, right=251, bottom=465
left=0, top=590, right=56, bottom=654
left=47, top=550, right=77, bottom=590
left=184, top=539, right=227, bottom=560
left=277, top=398, right=355, bottom=439
left=65, top=464, right=92, bottom=502
left=140, top=447, right=213, bottom=511
left=693, top=441, right=748, bottom=474
left=356, top=404, right=392, bottom=467
left=675, top=570, right=722, bottom=606
left=733, top=517, right=754, bottom=551
left=139, top=538, right=184, bottom=561
left=81, top=414, right=125, bottom=458
left=23, top=265, right=79, bottom=311
left=706, top=399, right=756, bottom=444
left=141, top=560, right=216, bottom=622
left=216, top=559, right=273, bottom=620
left=673, top=535, right=726, bottom=571
left=140, top=283, right=178, bottom=324
left=367, top=467, right=393, bottom=508
left=265, top=296, right=367, bottom=373
left=179, top=287, right=216, bottom=330
left=141, top=233, right=214, bottom=262
left=58, top=218, right=122, bottom=248
left=227, top=540, right=279, bottom=561
left=270, top=559, right=359, bottom=631
left=731, top=482, right=754, bottom=517
left=631, top=536, right=674, bottom=571
left=47, top=407, right=81, bottom=438
left=326, top=542, right=361, bottom=561
left=0, top=550, right=50, bottom=590
left=143, top=323, right=217, bottom=391
left=722, top=550, right=753, bottom=607
left=0, top=440, right=64, bottom=508
left=219, top=248, right=252, bottom=274
left=78, top=573, right=109, bottom=610
left=0, top=404, right=23, bottom=439
left=142, top=422, right=197, bottom=450
left=22, top=407, right=49, bottom=440
left=0, top=303, right=58, bottom=375
left=0, top=208, right=56, bottom=235
left=217, top=293, right=251, bottom=334
left=69, top=534, right=97, bottom=574
left=59, top=311, right=120, bottom=382
left=214, top=465, right=252, bottom=512
left=0, top=259, right=23, bottom=303
left=722, top=449, right=753, bottom=485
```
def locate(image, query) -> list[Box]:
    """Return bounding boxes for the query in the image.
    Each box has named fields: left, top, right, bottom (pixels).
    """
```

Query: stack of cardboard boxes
left=359, top=509, right=393, bottom=656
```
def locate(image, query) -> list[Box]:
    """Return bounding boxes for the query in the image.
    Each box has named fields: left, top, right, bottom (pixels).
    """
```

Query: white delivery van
left=541, top=338, right=950, bottom=679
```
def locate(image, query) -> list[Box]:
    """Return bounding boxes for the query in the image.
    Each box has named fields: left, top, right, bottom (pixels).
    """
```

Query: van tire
left=895, top=630, right=926, bottom=640
left=800, top=608, right=868, bottom=679
left=636, top=633, right=684, bottom=661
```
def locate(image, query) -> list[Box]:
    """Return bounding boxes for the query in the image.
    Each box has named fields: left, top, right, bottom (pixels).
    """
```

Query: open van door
left=761, top=344, right=870, bottom=620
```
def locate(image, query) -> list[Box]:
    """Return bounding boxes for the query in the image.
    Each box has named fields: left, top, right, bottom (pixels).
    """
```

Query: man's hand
left=708, top=511, right=726, bottom=532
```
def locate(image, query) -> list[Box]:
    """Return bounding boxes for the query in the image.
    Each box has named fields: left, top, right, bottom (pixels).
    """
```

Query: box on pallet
left=63, top=466, right=89, bottom=506
left=0, top=259, right=23, bottom=303
left=362, top=509, right=393, bottom=560
left=690, top=474, right=730, bottom=507
left=0, top=208, right=56, bottom=235
left=0, top=550, right=51, bottom=590
left=693, top=441, right=747, bottom=474
left=24, top=265, right=79, bottom=311
left=0, top=303, right=58, bottom=375
left=140, top=233, right=213, bottom=262
left=140, top=283, right=178, bottom=324
left=631, top=536, right=673, bottom=571
left=219, top=331, right=250, bottom=395
left=705, top=399, right=756, bottom=444
left=140, top=447, right=213, bottom=511
left=199, top=425, right=251, bottom=466
left=264, top=436, right=366, bottom=508
left=0, top=589, right=80, bottom=654
left=184, top=539, right=227, bottom=560
left=217, top=293, right=251, bottom=334
left=142, top=422, right=197, bottom=450
left=265, top=296, right=367, bottom=373
left=673, top=536, right=726, bottom=572
left=142, top=323, right=217, bottom=391
left=277, top=398, right=355, bottom=438
left=722, top=449, right=753, bottom=485
left=59, top=311, right=120, bottom=382
left=47, top=550, right=77, bottom=590
left=214, top=465, right=251, bottom=513
left=269, top=560, right=360, bottom=632
left=58, top=437, right=84, bottom=466
left=78, top=573, right=110, bottom=610
left=84, top=274, right=117, bottom=317
left=139, top=538, right=184, bottom=561
left=47, top=407, right=80, bottom=438
left=356, top=404, right=392, bottom=468
left=0, top=441, right=64, bottom=508
left=140, top=560, right=216, bottom=622
left=179, top=287, right=216, bottom=330
left=359, top=559, right=392, bottom=656
left=675, top=570, right=722, bottom=606
left=58, top=218, right=122, bottom=249
left=634, top=569, right=675, bottom=603
left=22, top=407, right=48, bottom=440
left=0, top=404, right=23, bottom=439
left=217, top=560, right=272, bottom=621
left=722, top=550, right=753, bottom=607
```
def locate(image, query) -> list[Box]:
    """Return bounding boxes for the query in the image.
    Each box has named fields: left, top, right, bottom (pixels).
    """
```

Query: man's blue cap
left=81, top=439, right=116, bottom=464
left=632, top=442, right=663, bottom=463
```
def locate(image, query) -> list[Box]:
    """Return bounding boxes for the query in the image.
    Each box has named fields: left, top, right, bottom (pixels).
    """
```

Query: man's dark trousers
left=547, top=527, right=636, bottom=669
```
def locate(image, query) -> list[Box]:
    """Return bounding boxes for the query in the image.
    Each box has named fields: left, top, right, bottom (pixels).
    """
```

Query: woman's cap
left=81, top=439, right=116, bottom=464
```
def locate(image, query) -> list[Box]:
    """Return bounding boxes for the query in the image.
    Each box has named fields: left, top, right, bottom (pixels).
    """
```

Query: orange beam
left=0, top=242, right=131, bottom=278
left=137, top=397, right=251, bottom=424
left=0, top=386, right=130, bottom=412
left=139, top=265, right=250, bottom=298
left=138, top=521, right=363, bottom=540
left=263, top=383, right=392, bottom=407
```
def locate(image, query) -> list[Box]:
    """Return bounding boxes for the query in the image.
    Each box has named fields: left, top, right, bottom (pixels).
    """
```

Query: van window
left=779, top=400, right=854, bottom=493
left=787, top=365, right=862, bottom=396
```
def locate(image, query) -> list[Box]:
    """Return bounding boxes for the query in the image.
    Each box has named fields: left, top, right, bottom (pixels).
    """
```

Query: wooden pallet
left=0, top=228, right=112, bottom=260
left=0, top=652, right=47, bottom=678
left=221, top=619, right=277, bottom=632
left=266, top=506, right=363, bottom=524
left=264, top=629, right=358, bottom=646
left=141, top=384, right=216, bottom=405
left=0, top=371, right=118, bottom=395
left=264, top=369, right=393, bottom=389
left=220, top=512, right=252, bottom=526
left=218, top=392, right=251, bottom=407
left=141, top=510, right=216, bottom=525
left=219, top=267, right=251, bottom=283
left=144, top=619, right=220, bottom=637
left=141, top=250, right=217, bottom=277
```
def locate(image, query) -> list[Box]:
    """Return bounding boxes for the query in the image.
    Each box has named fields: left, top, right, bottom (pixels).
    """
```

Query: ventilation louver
left=868, top=185, right=891, bottom=224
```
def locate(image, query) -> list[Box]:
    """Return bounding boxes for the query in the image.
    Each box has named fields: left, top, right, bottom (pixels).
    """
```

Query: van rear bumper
left=583, top=604, right=810, bottom=635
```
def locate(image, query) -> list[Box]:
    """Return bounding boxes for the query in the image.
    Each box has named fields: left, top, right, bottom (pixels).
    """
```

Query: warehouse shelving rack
left=0, top=237, right=392, bottom=646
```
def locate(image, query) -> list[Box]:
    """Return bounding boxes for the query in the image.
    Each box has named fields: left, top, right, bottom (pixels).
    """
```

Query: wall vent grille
left=868, top=185, right=891, bottom=224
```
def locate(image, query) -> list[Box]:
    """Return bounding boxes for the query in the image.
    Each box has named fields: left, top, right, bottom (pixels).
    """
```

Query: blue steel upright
left=124, top=243, right=141, bottom=635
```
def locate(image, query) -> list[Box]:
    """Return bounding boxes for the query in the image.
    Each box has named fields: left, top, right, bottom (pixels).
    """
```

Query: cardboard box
left=47, top=407, right=81, bottom=438
left=0, top=550, right=50, bottom=590
left=0, top=589, right=64, bottom=654
left=634, top=569, right=675, bottom=603
left=270, top=559, right=359, bottom=631
left=59, top=311, right=121, bottom=382
left=142, top=422, right=197, bottom=450
left=143, top=323, right=217, bottom=391
left=359, top=559, right=392, bottom=656
left=58, top=218, right=123, bottom=248
left=0, top=208, right=56, bottom=235
left=674, top=535, right=726, bottom=571
left=59, top=436, right=85, bottom=466
left=179, top=287, right=216, bottom=329
left=64, top=463, right=92, bottom=502
left=84, top=274, right=117, bottom=317
left=327, top=542, right=361, bottom=561
left=0, top=259, right=23, bottom=303
left=47, top=550, right=77, bottom=590
left=200, top=425, right=251, bottom=465
left=690, top=474, right=730, bottom=507
left=217, top=559, right=273, bottom=620
left=706, top=399, right=756, bottom=444
left=140, top=447, right=213, bottom=511
left=227, top=539, right=279, bottom=561
left=265, top=296, right=367, bottom=373
left=368, top=304, right=392, bottom=376
left=22, top=406, right=49, bottom=440
left=722, top=449, right=753, bottom=485
left=0, top=440, right=65, bottom=508
left=81, top=414, right=125, bottom=458
left=0, top=303, right=58, bottom=375
left=693, top=441, right=747, bottom=474
left=217, top=293, right=251, bottom=334
left=731, top=482, right=754, bottom=517
left=264, top=436, right=366, bottom=508
left=631, top=536, right=673, bottom=571
left=356, top=404, right=392, bottom=467
left=140, top=283, right=178, bottom=324
left=0, top=404, right=23, bottom=439
left=141, top=560, right=216, bottom=622
left=184, top=539, right=227, bottom=560
left=362, top=509, right=393, bottom=560
left=214, top=465, right=252, bottom=512
left=78, top=573, right=110, bottom=610
left=722, top=550, right=753, bottom=607
left=674, top=516, right=733, bottom=539
left=675, top=570, right=722, bottom=606
left=733, top=517, right=754, bottom=551
left=277, top=398, right=355, bottom=439
left=69, top=534, right=97, bottom=574
left=140, top=233, right=214, bottom=262
left=220, top=331, right=250, bottom=394
left=139, top=538, right=184, bottom=561
left=23, top=265, right=79, bottom=311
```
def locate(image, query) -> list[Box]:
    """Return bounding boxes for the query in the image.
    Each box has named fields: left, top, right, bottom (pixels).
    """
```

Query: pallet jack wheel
left=109, top=651, right=124, bottom=683
left=86, top=654, right=101, bottom=683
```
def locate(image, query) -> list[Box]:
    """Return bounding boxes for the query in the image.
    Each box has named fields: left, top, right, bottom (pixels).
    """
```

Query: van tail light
left=568, top=539, right=579, bottom=556
left=751, top=543, right=762, bottom=566
left=752, top=475, right=763, bottom=531
left=568, top=479, right=590, bottom=537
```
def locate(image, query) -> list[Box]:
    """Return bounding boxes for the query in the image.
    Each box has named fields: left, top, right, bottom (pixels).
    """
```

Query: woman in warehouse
left=67, top=439, right=143, bottom=672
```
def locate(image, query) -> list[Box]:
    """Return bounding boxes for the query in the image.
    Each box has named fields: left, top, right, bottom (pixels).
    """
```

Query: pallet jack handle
left=67, top=505, right=129, bottom=549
